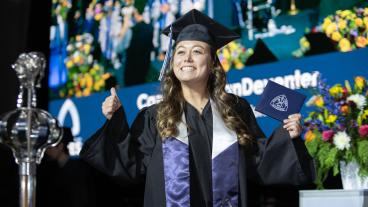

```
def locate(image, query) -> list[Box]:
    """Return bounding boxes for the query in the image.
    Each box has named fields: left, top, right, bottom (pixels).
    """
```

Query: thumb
left=110, top=87, right=117, bottom=97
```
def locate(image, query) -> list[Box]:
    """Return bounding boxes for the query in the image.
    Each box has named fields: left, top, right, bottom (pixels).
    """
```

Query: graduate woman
left=80, top=9, right=315, bottom=207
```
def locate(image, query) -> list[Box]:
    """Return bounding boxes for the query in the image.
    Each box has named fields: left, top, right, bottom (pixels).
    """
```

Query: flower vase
left=339, top=161, right=368, bottom=190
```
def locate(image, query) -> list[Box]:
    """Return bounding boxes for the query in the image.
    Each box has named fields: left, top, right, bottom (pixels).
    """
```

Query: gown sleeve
left=235, top=96, right=315, bottom=186
left=79, top=106, right=157, bottom=185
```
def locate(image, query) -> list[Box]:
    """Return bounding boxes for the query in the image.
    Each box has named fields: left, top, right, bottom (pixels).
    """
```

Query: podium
left=300, top=189, right=368, bottom=207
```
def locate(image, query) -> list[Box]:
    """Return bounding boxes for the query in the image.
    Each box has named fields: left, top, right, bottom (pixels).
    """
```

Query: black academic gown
left=80, top=95, right=315, bottom=207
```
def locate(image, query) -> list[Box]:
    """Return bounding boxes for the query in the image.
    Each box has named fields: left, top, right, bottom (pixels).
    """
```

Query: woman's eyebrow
left=176, top=44, right=206, bottom=50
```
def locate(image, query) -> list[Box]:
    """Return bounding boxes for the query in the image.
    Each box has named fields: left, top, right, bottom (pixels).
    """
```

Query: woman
left=80, top=9, right=315, bottom=207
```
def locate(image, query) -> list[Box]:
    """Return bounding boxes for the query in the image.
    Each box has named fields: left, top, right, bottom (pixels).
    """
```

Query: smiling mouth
left=181, top=66, right=196, bottom=71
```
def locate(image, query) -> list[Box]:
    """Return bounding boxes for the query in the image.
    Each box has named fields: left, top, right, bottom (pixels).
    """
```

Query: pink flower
left=358, top=125, right=368, bottom=137
left=322, top=130, right=334, bottom=141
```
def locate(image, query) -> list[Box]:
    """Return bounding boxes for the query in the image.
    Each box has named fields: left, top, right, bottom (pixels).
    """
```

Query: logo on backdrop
left=270, top=94, right=288, bottom=112
left=57, top=99, right=83, bottom=156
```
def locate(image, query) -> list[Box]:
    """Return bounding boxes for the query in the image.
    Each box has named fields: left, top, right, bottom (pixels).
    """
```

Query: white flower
left=347, top=94, right=366, bottom=109
left=66, top=44, right=74, bottom=52
left=333, top=131, right=351, bottom=150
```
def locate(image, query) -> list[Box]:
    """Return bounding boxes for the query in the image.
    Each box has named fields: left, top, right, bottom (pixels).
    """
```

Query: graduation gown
left=80, top=95, right=315, bottom=207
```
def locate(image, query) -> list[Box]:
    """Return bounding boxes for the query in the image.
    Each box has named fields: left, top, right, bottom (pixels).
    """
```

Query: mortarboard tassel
left=158, top=25, right=173, bottom=81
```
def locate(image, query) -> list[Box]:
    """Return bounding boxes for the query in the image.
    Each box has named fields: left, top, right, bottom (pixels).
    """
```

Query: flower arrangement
left=319, top=8, right=368, bottom=52
left=85, top=1, right=105, bottom=22
left=292, top=36, right=311, bottom=58
left=304, top=76, right=368, bottom=189
left=217, top=41, right=253, bottom=72
left=51, top=0, right=72, bottom=21
left=59, top=33, right=111, bottom=98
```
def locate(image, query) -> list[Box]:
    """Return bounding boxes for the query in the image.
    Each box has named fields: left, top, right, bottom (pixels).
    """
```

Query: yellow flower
left=355, top=76, right=365, bottom=89
left=85, top=74, right=93, bottom=89
left=348, top=13, right=356, bottom=20
left=80, top=76, right=86, bottom=87
left=355, top=18, right=363, bottom=27
left=94, top=79, right=105, bottom=91
left=223, top=48, right=230, bottom=59
left=326, top=115, right=337, bottom=123
left=362, top=109, right=368, bottom=120
left=356, top=36, right=367, bottom=48
left=234, top=61, right=244, bottom=69
left=340, top=10, right=351, bottom=18
left=102, top=73, right=111, bottom=80
left=315, top=96, right=324, bottom=107
left=300, top=37, right=310, bottom=48
left=82, top=88, right=91, bottom=96
left=325, top=23, right=337, bottom=36
left=76, top=35, right=82, bottom=42
left=364, top=8, right=368, bottom=16
left=66, top=60, right=74, bottom=68
left=75, top=90, right=82, bottom=97
left=95, top=13, right=103, bottom=21
left=222, top=62, right=230, bottom=72
left=73, top=55, right=81, bottom=64
left=228, top=42, right=237, bottom=50
left=322, top=18, right=332, bottom=31
left=83, top=44, right=91, bottom=54
left=329, top=85, right=343, bottom=96
left=68, top=89, right=74, bottom=96
left=338, top=38, right=352, bottom=52
left=331, top=32, right=342, bottom=42
left=364, top=17, right=368, bottom=25
left=305, top=130, right=316, bottom=142
left=338, top=20, right=347, bottom=30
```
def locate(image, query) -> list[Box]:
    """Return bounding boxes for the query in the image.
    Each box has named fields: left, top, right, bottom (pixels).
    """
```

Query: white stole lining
left=175, top=113, right=189, bottom=145
left=173, top=100, right=238, bottom=159
left=211, top=101, right=238, bottom=159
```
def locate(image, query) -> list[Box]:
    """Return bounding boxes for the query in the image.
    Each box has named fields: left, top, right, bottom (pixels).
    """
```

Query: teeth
left=181, top=66, right=195, bottom=71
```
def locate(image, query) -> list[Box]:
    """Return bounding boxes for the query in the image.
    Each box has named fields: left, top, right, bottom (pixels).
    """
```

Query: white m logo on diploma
left=270, top=94, right=288, bottom=112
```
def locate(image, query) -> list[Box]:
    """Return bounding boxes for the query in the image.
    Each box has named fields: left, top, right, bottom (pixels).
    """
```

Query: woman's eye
left=176, top=50, right=185, bottom=55
left=193, top=50, right=203, bottom=54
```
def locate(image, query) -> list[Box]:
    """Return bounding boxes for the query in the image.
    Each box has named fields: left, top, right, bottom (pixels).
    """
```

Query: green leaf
left=324, top=109, right=328, bottom=120
left=318, top=144, right=331, bottom=169
left=325, top=147, right=338, bottom=168
left=333, top=162, right=340, bottom=176
left=345, top=80, right=352, bottom=93
left=357, top=140, right=368, bottom=165
left=344, top=150, right=354, bottom=162
left=318, top=114, right=324, bottom=121
left=305, top=138, right=318, bottom=156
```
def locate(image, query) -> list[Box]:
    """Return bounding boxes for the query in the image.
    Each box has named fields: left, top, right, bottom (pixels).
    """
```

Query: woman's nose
left=184, top=52, right=193, bottom=62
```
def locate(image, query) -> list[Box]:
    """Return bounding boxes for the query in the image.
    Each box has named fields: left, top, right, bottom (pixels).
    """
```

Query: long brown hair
left=156, top=46, right=252, bottom=145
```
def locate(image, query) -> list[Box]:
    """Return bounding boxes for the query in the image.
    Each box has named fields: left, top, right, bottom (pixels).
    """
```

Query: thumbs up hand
left=102, top=87, right=122, bottom=120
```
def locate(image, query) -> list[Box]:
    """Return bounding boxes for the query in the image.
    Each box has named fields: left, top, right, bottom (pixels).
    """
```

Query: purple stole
left=162, top=102, right=239, bottom=206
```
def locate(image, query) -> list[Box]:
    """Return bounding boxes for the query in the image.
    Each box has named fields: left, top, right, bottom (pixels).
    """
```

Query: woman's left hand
left=283, top=113, right=302, bottom=139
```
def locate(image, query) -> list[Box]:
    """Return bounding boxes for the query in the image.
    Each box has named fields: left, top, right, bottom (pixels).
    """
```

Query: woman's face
left=172, top=40, right=212, bottom=86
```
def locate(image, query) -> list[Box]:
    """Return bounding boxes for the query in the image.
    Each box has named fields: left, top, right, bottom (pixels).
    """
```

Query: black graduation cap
left=162, top=9, right=240, bottom=50
left=255, top=81, right=306, bottom=121
left=158, top=9, right=240, bottom=80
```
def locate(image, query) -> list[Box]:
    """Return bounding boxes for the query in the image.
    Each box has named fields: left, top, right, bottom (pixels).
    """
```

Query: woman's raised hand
left=102, top=87, right=122, bottom=120
left=283, top=113, right=303, bottom=139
